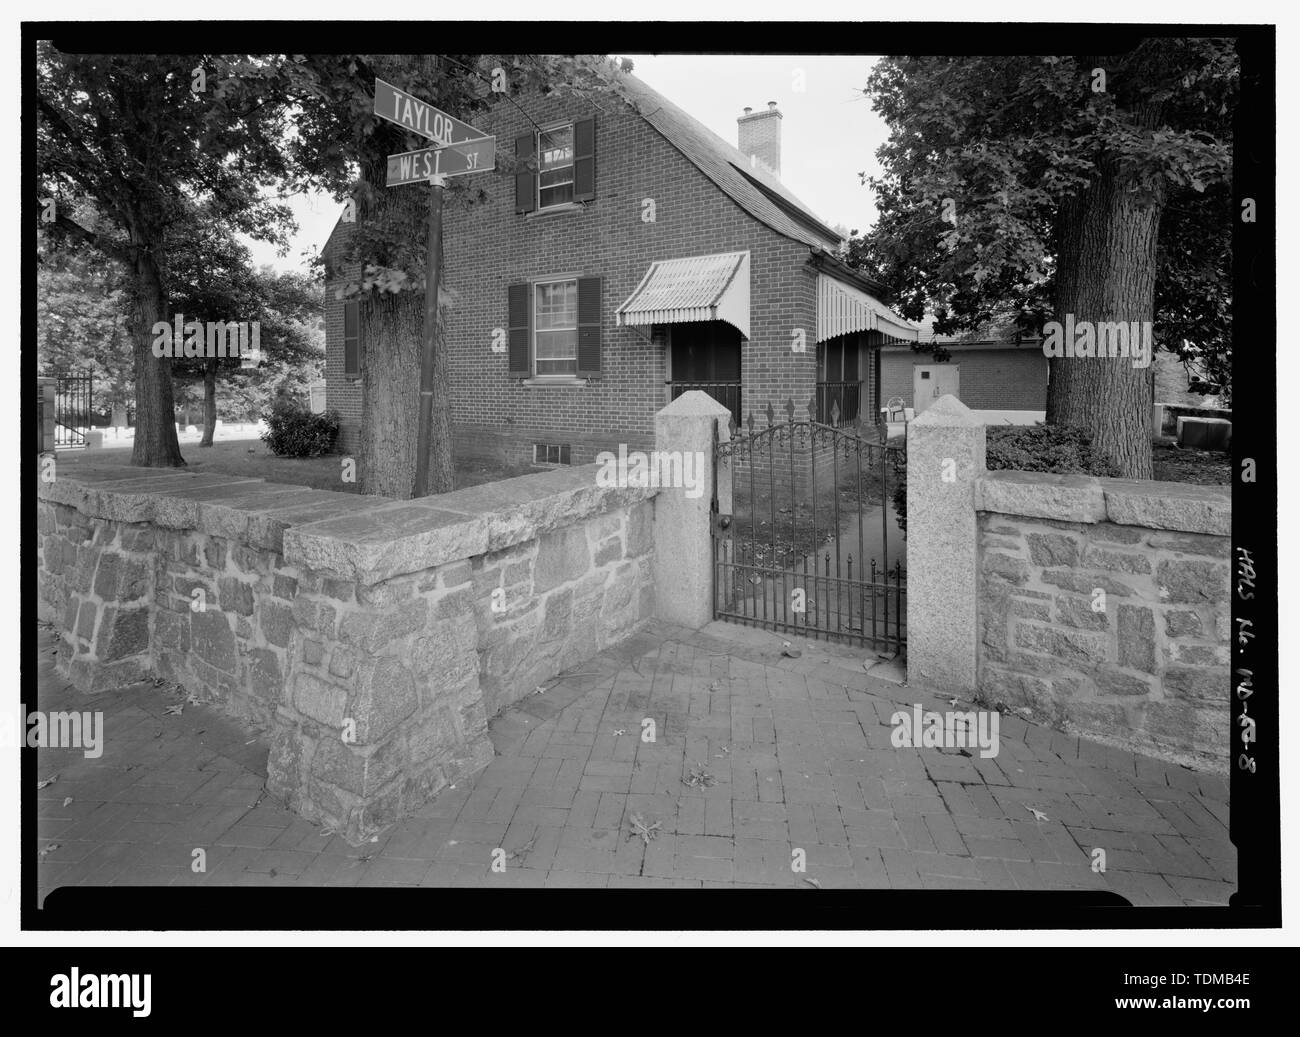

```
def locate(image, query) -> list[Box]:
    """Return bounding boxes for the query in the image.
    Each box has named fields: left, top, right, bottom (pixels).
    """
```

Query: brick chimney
left=738, top=100, right=781, bottom=178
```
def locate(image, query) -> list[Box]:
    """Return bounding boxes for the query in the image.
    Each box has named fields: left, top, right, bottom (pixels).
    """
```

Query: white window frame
left=531, top=276, right=579, bottom=379
left=536, top=121, right=576, bottom=211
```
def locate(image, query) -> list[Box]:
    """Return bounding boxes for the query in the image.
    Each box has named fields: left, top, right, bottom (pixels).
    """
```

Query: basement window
left=533, top=442, right=572, bottom=466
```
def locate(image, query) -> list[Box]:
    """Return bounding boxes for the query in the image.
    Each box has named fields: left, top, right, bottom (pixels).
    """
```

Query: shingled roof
left=618, top=73, right=844, bottom=253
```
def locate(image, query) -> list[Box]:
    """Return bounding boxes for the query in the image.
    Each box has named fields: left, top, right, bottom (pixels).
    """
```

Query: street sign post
left=372, top=77, right=492, bottom=498
left=385, top=136, right=497, bottom=186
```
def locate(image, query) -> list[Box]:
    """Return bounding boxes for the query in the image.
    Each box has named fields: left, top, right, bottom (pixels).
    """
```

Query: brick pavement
left=33, top=619, right=1235, bottom=902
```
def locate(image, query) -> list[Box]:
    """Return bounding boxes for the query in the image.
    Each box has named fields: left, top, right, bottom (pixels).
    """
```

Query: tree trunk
left=1045, top=161, right=1160, bottom=480
left=128, top=248, right=185, bottom=467
left=425, top=231, right=455, bottom=494
left=358, top=284, right=421, bottom=497
left=355, top=55, right=455, bottom=499
left=200, top=358, right=217, bottom=446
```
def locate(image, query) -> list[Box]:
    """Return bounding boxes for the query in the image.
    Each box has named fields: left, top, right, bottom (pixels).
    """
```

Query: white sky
left=242, top=55, right=890, bottom=275
left=625, top=54, right=888, bottom=234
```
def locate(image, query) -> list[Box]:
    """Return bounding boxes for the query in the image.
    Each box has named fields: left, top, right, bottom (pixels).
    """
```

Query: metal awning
left=816, top=273, right=919, bottom=343
left=616, top=251, right=750, bottom=339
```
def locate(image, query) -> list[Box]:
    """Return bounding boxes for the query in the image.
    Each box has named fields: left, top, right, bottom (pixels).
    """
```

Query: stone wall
left=906, top=395, right=1232, bottom=774
left=974, top=471, right=1231, bottom=771
left=37, top=463, right=657, bottom=841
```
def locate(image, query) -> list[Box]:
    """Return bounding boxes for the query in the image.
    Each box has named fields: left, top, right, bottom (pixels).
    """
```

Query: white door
left=913, top=364, right=960, bottom=413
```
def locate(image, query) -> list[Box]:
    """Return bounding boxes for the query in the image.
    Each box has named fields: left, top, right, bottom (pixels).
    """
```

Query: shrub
left=985, top=424, right=1121, bottom=478
left=891, top=424, right=1119, bottom=535
left=261, top=399, right=340, bottom=458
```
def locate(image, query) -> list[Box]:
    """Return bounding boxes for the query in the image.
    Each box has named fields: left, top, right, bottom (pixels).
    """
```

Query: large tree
left=216, top=54, right=634, bottom=497
left=165, top=204, right=323, bottom=444
left=36, top=47, right=294, bottom=466
left=859, top=43, right=1236, bottom=477
left=38, top=199, right=321, bottom=441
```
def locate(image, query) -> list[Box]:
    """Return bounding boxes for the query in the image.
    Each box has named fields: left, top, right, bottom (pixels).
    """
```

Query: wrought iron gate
left=54, top=374, right=92, bottom=449
left=712, top=398, right=907, bottom=654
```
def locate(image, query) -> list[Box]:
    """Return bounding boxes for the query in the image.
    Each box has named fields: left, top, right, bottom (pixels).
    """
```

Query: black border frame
left=21, top=19, right=1279, bottom=932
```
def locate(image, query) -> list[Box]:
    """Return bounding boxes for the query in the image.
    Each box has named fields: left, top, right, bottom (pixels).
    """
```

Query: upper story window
left=538, top=124, right=575, bottom=209
left=515, top=118, right=595, bottom=215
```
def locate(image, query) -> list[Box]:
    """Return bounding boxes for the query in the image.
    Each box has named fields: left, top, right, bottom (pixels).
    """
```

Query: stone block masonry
left=38, top=462, right=658, bottom=842
left=974, top=471, right=1231, bottom=772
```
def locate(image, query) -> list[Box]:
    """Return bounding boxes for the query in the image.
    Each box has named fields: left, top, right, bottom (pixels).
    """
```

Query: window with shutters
left=343, top=300, right=362, bottom=378
left=537, top=123, right=575, bottom=209
left=533, top=278, right=578, bottom=376
left=517, top=118, right=593, bottom=215
left=509, top=277, right=600, bottom=381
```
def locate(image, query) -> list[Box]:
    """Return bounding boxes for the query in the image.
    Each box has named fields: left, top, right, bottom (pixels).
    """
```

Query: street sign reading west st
left=373, top=78, right=486, bottom=146
left=385, top=136, right=497, bottom=186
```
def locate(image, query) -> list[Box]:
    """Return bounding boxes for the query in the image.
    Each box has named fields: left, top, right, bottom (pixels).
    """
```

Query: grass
left=78, top=438, right=534, bottom=494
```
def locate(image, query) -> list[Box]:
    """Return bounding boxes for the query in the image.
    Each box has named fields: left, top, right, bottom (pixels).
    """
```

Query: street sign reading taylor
left=386, top=136, right=497, bottom=186
left=373, top=78, right=485, bottom=146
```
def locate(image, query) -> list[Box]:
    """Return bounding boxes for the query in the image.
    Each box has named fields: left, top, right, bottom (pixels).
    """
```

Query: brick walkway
left=33, top=620, right=1235, bottom=902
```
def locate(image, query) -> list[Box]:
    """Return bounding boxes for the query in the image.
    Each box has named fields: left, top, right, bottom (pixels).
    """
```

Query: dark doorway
left=816, top=335, right=862, bottom=424
left=668, top=321, right=743, bottom=424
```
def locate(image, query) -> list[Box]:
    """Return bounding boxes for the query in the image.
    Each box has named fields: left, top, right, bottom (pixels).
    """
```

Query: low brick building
left=880, top=315, right=1048, bottom=418
left=323, top=72, right=918, bottom=465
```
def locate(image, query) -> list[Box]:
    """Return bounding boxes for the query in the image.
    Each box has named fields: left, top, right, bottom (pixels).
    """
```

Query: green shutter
left=508, top=283, right=530, bottom=377
left=576, top=276, right=601, bottom=378
left=343, top=301, right=360, bottom=377
left=573, top=118, right=595, bottom=202
left=515, top=133, right=536, bottom=214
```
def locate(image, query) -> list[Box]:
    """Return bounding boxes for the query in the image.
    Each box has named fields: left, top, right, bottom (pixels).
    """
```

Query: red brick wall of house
left=323, top=87, right=820, bottom=466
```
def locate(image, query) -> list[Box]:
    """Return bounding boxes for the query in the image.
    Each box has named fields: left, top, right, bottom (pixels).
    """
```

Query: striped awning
left=617, top=251, right=750, bottom=339
left=817, top=273, right=919, bottom=343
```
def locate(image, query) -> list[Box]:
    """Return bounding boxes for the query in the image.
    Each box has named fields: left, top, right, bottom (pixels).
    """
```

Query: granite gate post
left=906, top=394, right=986, bottom=692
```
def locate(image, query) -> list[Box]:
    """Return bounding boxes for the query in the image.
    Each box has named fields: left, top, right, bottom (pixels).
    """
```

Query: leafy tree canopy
left=853, top=44, right=1235, bottom=396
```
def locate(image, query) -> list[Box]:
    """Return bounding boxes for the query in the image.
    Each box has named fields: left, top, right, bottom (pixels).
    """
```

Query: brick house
left=322, top=72, right=918, bottom=466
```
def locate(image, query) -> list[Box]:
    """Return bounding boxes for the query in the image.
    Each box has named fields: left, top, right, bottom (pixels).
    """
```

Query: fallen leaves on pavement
left=627, top=813, right=661, bottom=846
